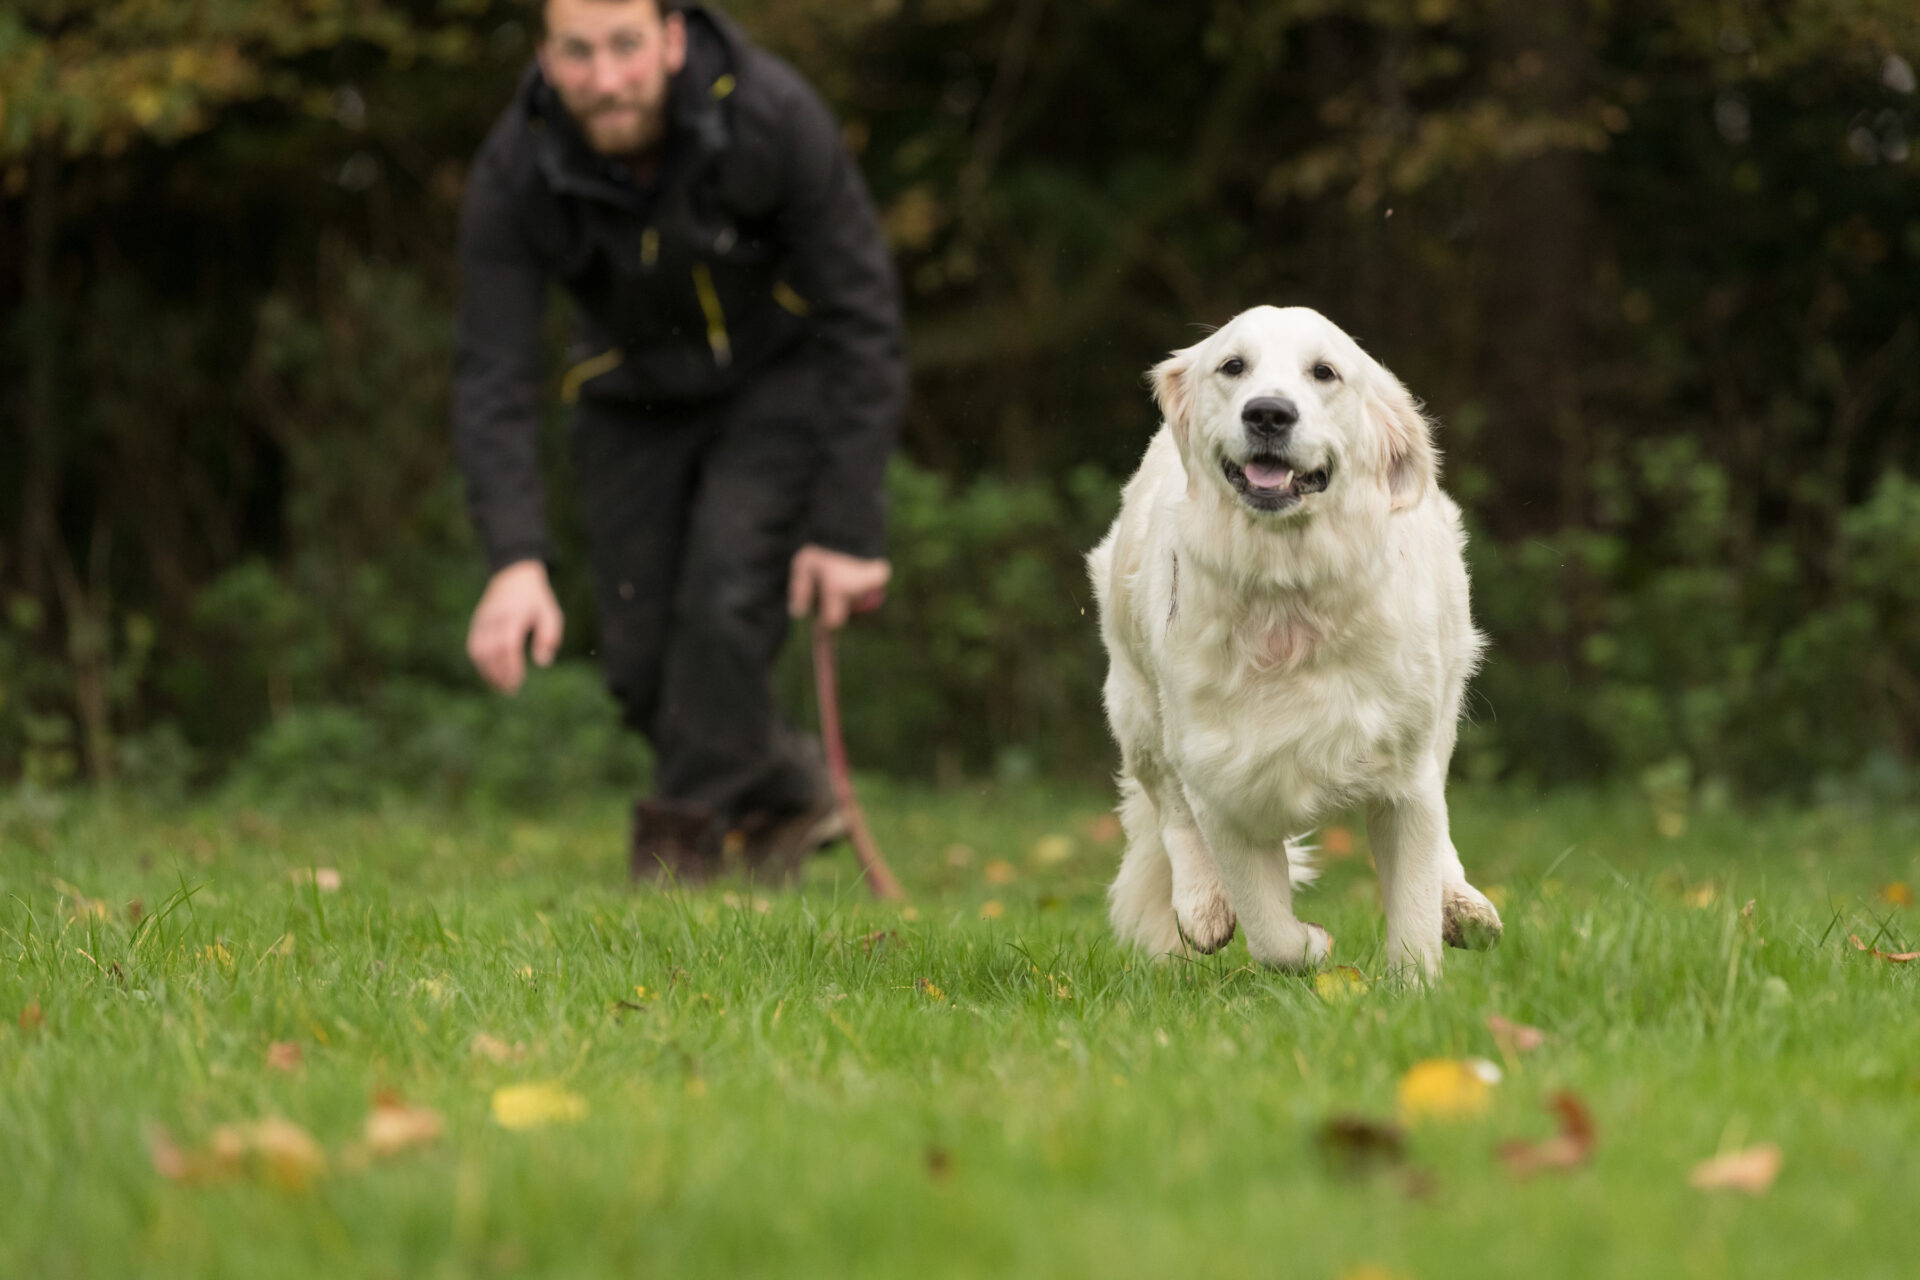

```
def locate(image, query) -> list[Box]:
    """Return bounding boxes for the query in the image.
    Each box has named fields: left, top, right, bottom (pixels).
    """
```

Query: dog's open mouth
left=1222, top=456, right=1331, bottom=512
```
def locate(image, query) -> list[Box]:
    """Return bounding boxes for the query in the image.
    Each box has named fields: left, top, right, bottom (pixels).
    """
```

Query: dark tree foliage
left=2, top=0, right=1917, bottom=799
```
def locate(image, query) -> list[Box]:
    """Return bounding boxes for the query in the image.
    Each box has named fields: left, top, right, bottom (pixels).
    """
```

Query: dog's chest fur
left=1158, top=573, right=1434, bottom=830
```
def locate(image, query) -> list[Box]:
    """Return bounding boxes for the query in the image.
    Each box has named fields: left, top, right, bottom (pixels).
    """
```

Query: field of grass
left=3, top=780, right=1917, bottom=1279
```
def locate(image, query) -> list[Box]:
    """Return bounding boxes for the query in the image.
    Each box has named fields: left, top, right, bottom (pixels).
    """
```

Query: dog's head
left=1150, top=306, right=1436, bottom=520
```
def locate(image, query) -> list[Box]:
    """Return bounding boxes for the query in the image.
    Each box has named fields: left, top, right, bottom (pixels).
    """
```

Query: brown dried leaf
left=362, top=1100, right=445, bottom=1157
left=1849, top=933, right=1919, bottom=963
left=1498, top=1091, right=1596, bottom=1178
left=1322, top=825, right=1356, bottom=857
left=1690, top=1143, right=1782, bottom=1194
left=983, top=859, right=1018, bottom=885
left=859, top=929, right=898, bottom=953
left=1487, top=1013, right=1546, bottom=1055
left=197, top=1118, right=327, bottom=1190
left=1315, top=1114, right=1407, bottom=1177
left=290, top=867, right=342, bottom=892
left=18, top=1001, right=43, bottom=1032
left=266, top=1041, right=303, bottom=1072
left=470, top=1034, right=526, bottom=1064
left=1083, top=813, right=1123, bottom=844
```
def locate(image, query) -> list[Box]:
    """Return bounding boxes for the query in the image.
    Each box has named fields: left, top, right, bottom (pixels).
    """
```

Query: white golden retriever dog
left=1088, top=305, right=1502, bottom=980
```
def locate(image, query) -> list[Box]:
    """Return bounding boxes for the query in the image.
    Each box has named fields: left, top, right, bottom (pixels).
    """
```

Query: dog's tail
left=1285, top=836, right=1321, bottom=889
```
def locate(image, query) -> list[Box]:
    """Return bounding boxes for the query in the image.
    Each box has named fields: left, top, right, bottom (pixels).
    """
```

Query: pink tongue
left=1243, top=461, right=1294, bottom=490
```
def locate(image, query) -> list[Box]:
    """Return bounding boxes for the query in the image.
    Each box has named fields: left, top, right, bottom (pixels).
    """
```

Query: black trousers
left=570, top=350, right=829, bottom=824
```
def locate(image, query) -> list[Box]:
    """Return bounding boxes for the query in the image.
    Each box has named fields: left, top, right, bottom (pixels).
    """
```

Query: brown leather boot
left=629, top=800, right=720, bottom=887
left=736, top=800, right=848, bottom=883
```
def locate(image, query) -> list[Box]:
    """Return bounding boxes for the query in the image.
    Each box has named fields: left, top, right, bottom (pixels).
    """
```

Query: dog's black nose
left=1241, top=396, right=1298, bottom=438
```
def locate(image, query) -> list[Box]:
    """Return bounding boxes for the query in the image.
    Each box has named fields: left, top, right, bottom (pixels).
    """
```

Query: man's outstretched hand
left=788, top=545, right=890, bottom=630
left=467, top=559, right=564, bottom=694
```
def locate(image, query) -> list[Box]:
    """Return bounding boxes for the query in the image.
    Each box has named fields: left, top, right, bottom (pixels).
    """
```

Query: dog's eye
left=1311, top=362, right=1339, bottom=383
left=1219, top=357, right=1246, bottom=377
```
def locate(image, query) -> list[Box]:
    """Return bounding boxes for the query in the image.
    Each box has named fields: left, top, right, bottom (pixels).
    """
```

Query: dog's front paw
left=1442, top=883, right=1503, bottom=950
left=1174, top=888, right=1237, bottom=954
left=1249, top=920, right=1333, bottom=972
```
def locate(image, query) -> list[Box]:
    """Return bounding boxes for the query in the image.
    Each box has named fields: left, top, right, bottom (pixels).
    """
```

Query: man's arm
left=773, top=74, right=908, bottom=565
left=453, top=142, right=565, bottom=688
left=452, top=146, right=553, bottom=572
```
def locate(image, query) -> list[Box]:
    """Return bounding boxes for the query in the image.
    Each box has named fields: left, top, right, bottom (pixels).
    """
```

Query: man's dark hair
left=533, top=0, right=676, bottom=38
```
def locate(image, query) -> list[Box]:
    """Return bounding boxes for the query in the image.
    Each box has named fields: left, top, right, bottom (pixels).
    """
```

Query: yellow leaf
left=979, top=899, right=1005, bottom=919
left=1879, top=882, right=1914, bottom=908
left=1314, top=966, right=1369, bottom=1001
left=1396, top=1057, right=1500, bottom=1123
left=491, top=1081, right=588, bottom=1130
left=1030, top=834, right=1075, bottom=867
left=916, top=977, right=945, bottom=1001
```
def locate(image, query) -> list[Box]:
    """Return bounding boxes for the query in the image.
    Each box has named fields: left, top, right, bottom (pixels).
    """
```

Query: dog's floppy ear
left=1364, top=363, right=1437, bottom=511
left=1149, top=345, right=1198, bottom=448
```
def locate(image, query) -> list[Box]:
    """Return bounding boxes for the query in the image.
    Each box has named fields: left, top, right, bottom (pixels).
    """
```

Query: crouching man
left=453, top=0, right=906, bottom=883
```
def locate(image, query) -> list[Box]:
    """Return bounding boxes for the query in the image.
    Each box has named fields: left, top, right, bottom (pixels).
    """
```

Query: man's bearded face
left=538, top=0, right=687, bottom=157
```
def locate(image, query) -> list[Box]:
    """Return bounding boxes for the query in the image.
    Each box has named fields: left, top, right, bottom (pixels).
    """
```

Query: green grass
left=3, top=781, right=1918, bottom=1280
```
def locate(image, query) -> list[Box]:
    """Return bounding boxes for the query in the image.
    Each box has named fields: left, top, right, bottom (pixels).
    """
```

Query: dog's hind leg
left=1108, top=774, right=1185, bottom=957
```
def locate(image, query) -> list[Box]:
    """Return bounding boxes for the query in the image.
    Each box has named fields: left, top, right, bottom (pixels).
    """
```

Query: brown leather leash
left=811, top=618, right=906, bottom=901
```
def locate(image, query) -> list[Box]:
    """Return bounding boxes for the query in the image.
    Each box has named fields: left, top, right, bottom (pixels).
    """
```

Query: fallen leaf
left=362, top=1100, right=445, bottom=1156
left=1878, top=882, right=1914, bottom=908
left=290, top=867, right=342, bottom=892
left=943, top=843, right=974, bottom=868
left=1497, top=1091, right=1596, bottom=1178
left=859, top=929, right=898, bottom=953
left=1083, top=813, right=1123, bottom=844
left=1397, top=1058, right=1501, bottom=1122
left=1315, top=1114, right=1407, bottom=1176
left=1685, top=883, right=1719, bottom=908
left=1689, top=1143, right=1782, bottom=1194
left=18, top=1001, right=43, bottom=1032
left=126, top=899, right=144, bottom=926
left=900, top=906, right=921, bottom=922
left=1848, top=933, right=1919, bottom=963
left=1313, top=966, right=1369, bottom=1002
left=979, top=899, right=1005, bottom=919
left=491, top=1081, right=588, bottom=1130
left=1030, top=834, right=1075, bottom=867
left=983, top=859, right=1017, bottom=885
left=916, top=977, right=946, bottom=1001
left=925, top=1146, right=953, bottom=1180
left=1322, top=826, right=1356, bottom=857
left=204, top=1117, right=328, bottom=1190
left=1486, top=1013, right=1546, bottom=1055
left=266, top=1041, right=303, bottom=1072
left=147, top=1124, right=192, bottom=1182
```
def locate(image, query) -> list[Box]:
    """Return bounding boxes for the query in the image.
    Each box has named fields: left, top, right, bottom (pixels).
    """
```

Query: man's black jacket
left=453, top=6, right=906, bottom=570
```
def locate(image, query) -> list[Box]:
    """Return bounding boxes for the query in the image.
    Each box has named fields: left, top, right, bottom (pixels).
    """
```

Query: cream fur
left=1089, top=306, right=1501, bottom=980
